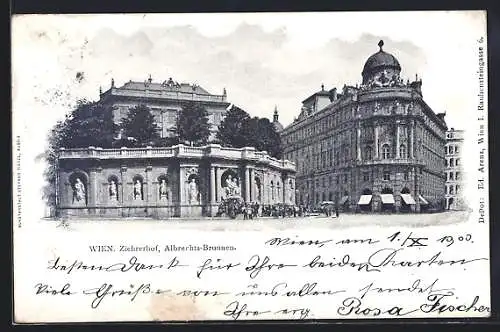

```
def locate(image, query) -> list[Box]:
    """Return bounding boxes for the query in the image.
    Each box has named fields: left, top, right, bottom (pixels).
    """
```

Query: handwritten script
left=25, top=229, right=490, bottom=320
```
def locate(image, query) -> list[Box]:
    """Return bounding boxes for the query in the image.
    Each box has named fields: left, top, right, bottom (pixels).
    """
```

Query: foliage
left=119, top=104, right=161, bottom=147
left=245, top=117, right=283, bottom=159
left=216, top=104, right=283, bottom=159
left=216, top=105, right=251, bottom=148
left=176, top=101, right=211, bottom=146
left=42, top=99, right=117, bottom=211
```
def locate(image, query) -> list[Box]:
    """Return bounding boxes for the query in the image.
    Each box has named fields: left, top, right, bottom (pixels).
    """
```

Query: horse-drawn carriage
left=216, top=195, right=245, bottom=219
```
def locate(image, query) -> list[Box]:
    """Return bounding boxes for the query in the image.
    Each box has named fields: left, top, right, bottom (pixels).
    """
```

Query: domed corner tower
left=361, top=40, right=402, bottom=85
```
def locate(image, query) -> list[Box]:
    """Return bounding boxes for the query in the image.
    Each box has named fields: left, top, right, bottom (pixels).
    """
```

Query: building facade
left=281, top=40, right=447, bottom=212
left=56, top=144, right=296, bottom=218
left=99, top=76, right=231, bottom=140
left=445, top=128, right=466, bottom=210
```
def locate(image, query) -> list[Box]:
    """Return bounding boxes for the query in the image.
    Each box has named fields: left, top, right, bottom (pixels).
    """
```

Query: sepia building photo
left=281, top=40, right=448, bottom=213
left=55, top=78, right=296, bottom=218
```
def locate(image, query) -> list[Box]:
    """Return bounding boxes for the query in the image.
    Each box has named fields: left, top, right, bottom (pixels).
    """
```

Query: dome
left=362, top=40, right=401, bottom=81
left=273, top=121, right=284, bottom=132
left=272, top=106, right=284, bottom=132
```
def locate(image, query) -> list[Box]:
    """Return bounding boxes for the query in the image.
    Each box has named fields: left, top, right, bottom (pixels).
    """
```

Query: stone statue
left=73, top=178, right=85, bottom=203
left=159, top=179, right=168, bottom=200
left=232, top=178, right=241, bottom=196
left=188, top=178, right=199, bottom=204
left=109, top=180, right=117, bottom=200
left=255, top=181, right=262, bottom=202
left=134, top=180, right=142, bottom=200
left=223, top=174, right=233, bottom=198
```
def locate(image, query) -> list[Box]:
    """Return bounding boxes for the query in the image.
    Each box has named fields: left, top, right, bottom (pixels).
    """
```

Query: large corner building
left=281, top=40, right=447, bottom=212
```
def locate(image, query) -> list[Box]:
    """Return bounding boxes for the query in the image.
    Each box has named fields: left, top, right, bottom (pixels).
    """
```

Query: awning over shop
left=358, top=195, right=373, bottom=205
left=340, top=196, right=349, bottom=204
left=418, top=194, right=429, bottom=205
left=401, top=194, right=416, bottom=205
left=380, top=194, right=395, bottom=204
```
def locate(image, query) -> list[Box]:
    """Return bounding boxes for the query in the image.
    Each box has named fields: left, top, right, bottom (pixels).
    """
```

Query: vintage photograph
left=12, top=11, right=489, bottom=322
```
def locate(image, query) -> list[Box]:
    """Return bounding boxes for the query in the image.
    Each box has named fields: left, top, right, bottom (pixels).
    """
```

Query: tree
left=244, top=117, right=283, bottom=159
left=176, top=101, right=211, bottom=146
left=120, top=104, right=161, bottom=147
left=216, top=105, right=251, bottom=148
left=42, top=99, right=117, bottom=212
left=63, top=99, right=117, bottom=148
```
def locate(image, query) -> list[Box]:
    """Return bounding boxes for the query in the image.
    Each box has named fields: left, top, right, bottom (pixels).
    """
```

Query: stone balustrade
left=59, top=144, right=296, bottom=171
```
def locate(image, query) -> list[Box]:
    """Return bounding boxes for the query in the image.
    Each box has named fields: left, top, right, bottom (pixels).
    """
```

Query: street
left=44, top=210, right=471, bottom=233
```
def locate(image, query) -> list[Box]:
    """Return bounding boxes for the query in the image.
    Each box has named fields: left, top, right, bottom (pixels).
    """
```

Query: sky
left=11, top=11, right=487, bottom=216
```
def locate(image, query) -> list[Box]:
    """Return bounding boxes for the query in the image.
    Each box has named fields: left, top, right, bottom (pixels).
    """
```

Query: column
left=357, top=123, right=362, bottom=161
left=210, top=166, right=216, bottom=208
left=410, top=120, right=415, bottom=159
left=374, top=122, right=379, bottom=159
left=396, top=121, right=400, bottom=158
left=249, top=168, right=254, bottom=202
left=88, top=168, right=98, bottom=213
left=244, top=167, right=250, bottom=202
left=179, top=167, right=185, bottom=206
left=283, top=176, right=287, bottom=204
left=120, top=166, right=126, bottom=204
left=215, top=167, right=220, bottom=203
left=262, top=173, right=267, bottom=205
left=145, top=165, right=152, bottom=204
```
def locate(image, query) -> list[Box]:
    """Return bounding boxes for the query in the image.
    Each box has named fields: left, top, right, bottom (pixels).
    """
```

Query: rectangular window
left=363, top=172, right=369, bottom=182
left=343, top=174, right=348, bottom=183
left=404, top=172, right=409, bottom=181
left=383, top=171, right=390, bottom=181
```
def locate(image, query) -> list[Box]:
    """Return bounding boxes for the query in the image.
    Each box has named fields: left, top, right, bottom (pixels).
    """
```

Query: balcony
left=58, top=145, right=296, bottom=171
left=356, top=158, right=425, bottom=167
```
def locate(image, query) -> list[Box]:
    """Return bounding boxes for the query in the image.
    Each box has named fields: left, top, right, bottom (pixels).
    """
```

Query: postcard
left=12, top=11, right=490, bottom=322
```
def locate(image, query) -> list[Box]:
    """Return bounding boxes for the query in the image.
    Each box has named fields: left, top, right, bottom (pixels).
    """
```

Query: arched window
left=382, top=144, right=391, bottom=159
left=362, top=188, right=372, bottom=195
left=381, top=187, right=393, bottom=194
left=270, top=181, right=275, bottom=200
left=401, top=187, right=411, bottom=194
left=365, top=146, right=373, bottom=160
left=399, top=144, right=407, bottom=159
